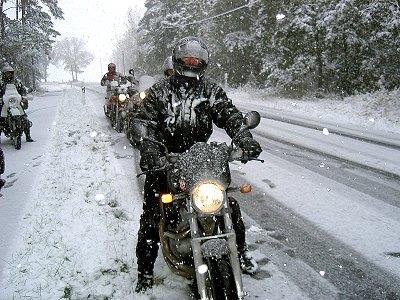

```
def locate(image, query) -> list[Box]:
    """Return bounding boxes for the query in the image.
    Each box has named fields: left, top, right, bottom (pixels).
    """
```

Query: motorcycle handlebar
left=229, top=146, right=264, bottom=163
left=136, top=146, right=263, bottom=178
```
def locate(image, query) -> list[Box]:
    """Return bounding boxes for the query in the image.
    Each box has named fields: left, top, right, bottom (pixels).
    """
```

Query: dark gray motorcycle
left=138, top=111, right=263, bottom=300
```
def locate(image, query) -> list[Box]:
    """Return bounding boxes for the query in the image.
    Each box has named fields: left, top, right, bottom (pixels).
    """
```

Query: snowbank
left=229, top=88, right=400, bottom=134
left=0, top=88, right=141, bottom=299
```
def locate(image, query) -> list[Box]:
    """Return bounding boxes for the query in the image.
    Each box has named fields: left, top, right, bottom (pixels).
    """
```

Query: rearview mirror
left=129, top=69, right=135, bottom=76
left=244, top=111, right=260, bottom=129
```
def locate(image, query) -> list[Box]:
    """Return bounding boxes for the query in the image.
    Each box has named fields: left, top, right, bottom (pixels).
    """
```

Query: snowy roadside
left=229, top=88, right=400, bottom=135
left=0, top=88, right=141, bottom=299
left=214, top=128, right=400, bottom=279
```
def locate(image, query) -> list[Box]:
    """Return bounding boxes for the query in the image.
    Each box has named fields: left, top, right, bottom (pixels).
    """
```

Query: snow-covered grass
left=229, top=87, right=400, bottom=134
left=0, top=88, right=141, bottom=299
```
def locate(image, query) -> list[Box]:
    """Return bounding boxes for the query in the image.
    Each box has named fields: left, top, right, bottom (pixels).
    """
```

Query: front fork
left=188, top=199, right=244, bottom=300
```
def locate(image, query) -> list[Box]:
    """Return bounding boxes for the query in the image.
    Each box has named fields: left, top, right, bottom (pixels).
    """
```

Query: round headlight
left=139, top=91, right=146, bottom=100
left=9, top=97, right=17, bottom=104
left=192, top=183, right=224, bottom=214
left=118, top=94, right=127, bottom=102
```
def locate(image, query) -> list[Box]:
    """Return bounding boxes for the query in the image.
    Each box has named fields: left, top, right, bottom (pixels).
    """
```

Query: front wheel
left=103, top=104, right=110, bottom=118
left=205, top=256, right=238, bottom=300
left=115, top=116, right=124, bottom=133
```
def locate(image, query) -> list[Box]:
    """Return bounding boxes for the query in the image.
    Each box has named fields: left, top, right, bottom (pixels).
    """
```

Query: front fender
left=201, top=238, right=229, bottom=259
left=9, top=107, right=23, bottom=116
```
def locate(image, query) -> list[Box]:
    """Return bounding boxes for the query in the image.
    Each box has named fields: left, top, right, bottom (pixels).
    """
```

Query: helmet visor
left=181, top=57, right=203, bottom=67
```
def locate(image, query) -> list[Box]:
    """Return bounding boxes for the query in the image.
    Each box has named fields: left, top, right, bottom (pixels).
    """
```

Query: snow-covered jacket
left=132, top=75, right=251, bottom=155
left=100, top=72, right=126, bottom=90
left=0, top=77, right=27, bottom=98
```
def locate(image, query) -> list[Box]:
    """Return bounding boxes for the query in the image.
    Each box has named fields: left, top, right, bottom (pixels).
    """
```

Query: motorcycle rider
left=100, top=63, right=127, bottom=97
left=100, top=62, right=125, bottom=86
left=0, top=65, right=34, bottom=142
left=163, top=55, right=174, bottom=77
left=131, top=36, right=262, bottom=293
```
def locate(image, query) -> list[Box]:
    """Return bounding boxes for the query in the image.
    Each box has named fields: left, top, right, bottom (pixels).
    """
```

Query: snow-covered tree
left=134, top=0, right=205, bottom=75
left=132, top=0, right=398, bottom=95
left=111, top=8, right=141, bottom=75
left=52, top=37, right=94, bottom=82
left=0, top=0, right=63, bottom=88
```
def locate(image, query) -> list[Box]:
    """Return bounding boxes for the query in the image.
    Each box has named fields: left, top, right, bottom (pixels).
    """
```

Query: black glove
left=139, top=153, right=167, bottom=171
left=237, top=137, right=262, bottom=159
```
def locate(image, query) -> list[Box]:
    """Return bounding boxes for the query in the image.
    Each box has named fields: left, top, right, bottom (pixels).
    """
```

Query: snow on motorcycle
left=126, top=90, right=147, bottom=147
left=103, top=79, right=119, bottom=119
left=104, top=77, right=139, bottom=133
left=137, top=111, right=263, bottom=300
left=0, top=83, right=31, bottom=150
left=117, top=80, right=140, bottom=133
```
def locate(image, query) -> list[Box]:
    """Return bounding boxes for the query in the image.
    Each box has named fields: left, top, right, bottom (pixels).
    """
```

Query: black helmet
left=173, top=36, right=209, bottom=78
left=163, top=56, right=174, bottom=76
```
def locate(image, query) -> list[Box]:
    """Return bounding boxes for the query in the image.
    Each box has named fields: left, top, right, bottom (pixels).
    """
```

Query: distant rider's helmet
left=163, top=56, right=174, bottom=77
left=108, top=63, right=116, bottom=73
left=2, top=65, right=15, bottom=80
left=173, top=36, right=209, bottom=78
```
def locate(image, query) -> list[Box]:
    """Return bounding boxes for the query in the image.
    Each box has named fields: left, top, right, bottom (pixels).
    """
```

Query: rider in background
left=0, top=65, right=34, bottom=142
left=100, top=63, right=126, bottom=86
left=163, top=56, right=174, bottom=78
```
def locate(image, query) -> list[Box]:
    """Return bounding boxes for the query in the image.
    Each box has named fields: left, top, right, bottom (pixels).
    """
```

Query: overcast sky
left=47, top=0, right=145, bottom=82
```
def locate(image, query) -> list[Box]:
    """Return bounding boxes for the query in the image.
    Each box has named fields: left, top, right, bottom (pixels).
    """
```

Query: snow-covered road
left=1, top=83, right=399, bottom=299
left=0, top=88, right=61, bottom=275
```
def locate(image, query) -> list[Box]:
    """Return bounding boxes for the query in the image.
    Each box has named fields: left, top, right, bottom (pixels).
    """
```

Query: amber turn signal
left=240, top=184, right=252, bottom=193
left=161, top=193, right=173, bottom=203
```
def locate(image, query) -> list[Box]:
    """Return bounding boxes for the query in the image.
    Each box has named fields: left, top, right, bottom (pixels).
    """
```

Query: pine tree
left=0, top=0, right=63, bottom=88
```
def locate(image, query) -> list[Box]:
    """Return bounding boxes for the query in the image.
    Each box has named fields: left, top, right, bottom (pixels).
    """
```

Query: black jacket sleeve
left=131, top=81, right=166, bottom=156
left=206, top=80, right=252, bottom=140
left=100, top=74, right=107, bottom=86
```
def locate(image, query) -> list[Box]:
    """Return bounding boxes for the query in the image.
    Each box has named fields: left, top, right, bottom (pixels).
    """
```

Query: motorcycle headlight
left=118, top=94, right=127, bottom=102
left=139, top=91, right=146, bottom=100
left=9, top=97, right=17, bottom=104
left=192, top=182, right=224, bottom=214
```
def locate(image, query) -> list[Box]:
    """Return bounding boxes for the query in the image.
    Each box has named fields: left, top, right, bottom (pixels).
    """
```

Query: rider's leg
left=229, top=197, right=259, bottom=274
left=135, top=173, right=168, bottom=293
left=22, top=115, right=34, bottom=142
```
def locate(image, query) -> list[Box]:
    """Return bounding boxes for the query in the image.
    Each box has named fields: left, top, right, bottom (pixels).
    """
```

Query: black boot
left=238, top=250, right=258, bottom=274
left=135, top=272, right=153, bottom=293
left=24, top=128, right=34, bottom=142
left=25, top=134, right=34, bottom=142
left=22, top=117, right=34, bottom=142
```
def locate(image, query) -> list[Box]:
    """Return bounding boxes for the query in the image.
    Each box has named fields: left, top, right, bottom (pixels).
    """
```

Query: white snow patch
left=197, top=264, right=208, bottom=274
left=248, top=225, right=263, bottom=233
left=276, top=13, right=286, bottom=20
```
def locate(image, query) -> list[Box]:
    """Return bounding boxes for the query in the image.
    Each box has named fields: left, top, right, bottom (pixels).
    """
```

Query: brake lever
left=136, top=161, right=172, bottom=178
